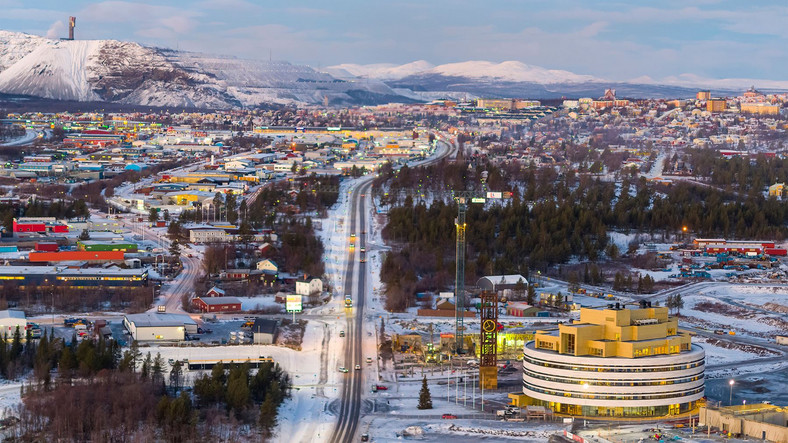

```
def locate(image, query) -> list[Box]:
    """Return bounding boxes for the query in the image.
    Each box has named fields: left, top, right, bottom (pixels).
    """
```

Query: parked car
left=441, top=414, right=457, bottom=419
left=339, top=367, right=349, bottom=373
left=375, top=385, right=388, bottom=391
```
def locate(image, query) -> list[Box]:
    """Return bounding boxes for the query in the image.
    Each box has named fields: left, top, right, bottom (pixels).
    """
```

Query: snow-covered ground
left=657, top=283, right=788, bottom=339
left=694, top=336, right=779, bottom=366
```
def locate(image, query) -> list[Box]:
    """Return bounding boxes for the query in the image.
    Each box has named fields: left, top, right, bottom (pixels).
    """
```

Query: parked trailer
left=765, top=248, right=788, bottom=256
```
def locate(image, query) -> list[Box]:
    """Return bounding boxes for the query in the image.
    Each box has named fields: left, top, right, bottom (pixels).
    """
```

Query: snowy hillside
left=0, top=38, right=103, bottom=101
left=0, top=30, right=413, bottom=108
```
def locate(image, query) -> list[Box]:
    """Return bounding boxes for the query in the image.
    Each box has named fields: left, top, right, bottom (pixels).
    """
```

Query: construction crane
left=452, top=189, right=511, bottom=353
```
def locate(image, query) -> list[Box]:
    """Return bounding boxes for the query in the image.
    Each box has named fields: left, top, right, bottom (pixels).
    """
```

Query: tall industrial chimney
left=68, top=16, right=76, bottom=40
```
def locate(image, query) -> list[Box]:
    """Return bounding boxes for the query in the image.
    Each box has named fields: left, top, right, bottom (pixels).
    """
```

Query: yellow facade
left=707, top=99, right=727, bottom=112
left=740, top=103, right=780, bottom=115
left=170, top=193, right=200, bottom=205
left=769, top=183, right=785, bottom=197
left=534, top=306, right=691, bottom=358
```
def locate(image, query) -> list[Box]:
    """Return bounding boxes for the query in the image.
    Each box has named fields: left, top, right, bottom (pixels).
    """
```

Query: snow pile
left=402, top=425, right=424, bottom=436
left=436, top=423, right=556, bottom=439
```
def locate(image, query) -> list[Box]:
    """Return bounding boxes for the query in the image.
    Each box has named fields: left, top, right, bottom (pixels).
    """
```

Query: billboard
left=486, top=191, right=502, bottom=199
left=286, top=295, right=303, bottom=313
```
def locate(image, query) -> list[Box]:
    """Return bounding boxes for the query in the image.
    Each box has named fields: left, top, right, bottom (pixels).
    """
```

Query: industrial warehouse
left=123, top=313, right=198, bottom=342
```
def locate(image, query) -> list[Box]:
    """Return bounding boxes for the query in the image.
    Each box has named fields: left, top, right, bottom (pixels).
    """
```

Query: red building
left=192, top=296, right=242, bottom=313
left=13, top=218, right=69, bottom=233
left=28, top=251, right=124, bottom=263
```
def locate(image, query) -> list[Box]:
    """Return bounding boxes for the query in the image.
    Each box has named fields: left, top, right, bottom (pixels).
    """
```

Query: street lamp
left=729, top=379, right=735, bottom=406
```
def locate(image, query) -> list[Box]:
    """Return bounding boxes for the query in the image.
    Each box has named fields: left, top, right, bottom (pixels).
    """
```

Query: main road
left=329, top=135, right=456, bottom=443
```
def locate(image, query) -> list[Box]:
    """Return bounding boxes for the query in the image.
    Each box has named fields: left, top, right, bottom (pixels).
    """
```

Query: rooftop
left=125, top=313, right=196, bottom=328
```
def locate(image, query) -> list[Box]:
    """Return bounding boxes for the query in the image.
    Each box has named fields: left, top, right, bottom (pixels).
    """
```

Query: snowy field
left=693, top=336, right=780, bottom=366
left=666, top=284, right=788, bottom=338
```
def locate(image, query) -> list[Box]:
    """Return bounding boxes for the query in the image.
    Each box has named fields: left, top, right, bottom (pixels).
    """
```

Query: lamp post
left=729, top=379, right=735, bottom=406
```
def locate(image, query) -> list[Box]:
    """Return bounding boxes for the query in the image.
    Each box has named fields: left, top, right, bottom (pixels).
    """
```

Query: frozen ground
left=580, top=422, right=774, bottom=443
left=693, top=336, right=779, bottom=366
left=364, top=419, right=565, bottom=442
left=666, top=284, right=788, bottom=338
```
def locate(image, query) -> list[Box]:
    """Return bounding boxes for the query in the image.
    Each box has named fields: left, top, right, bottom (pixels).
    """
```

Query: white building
left=295, top=276, right=323, bottom=296
left=123, top=313, right=197, bottom=342
left=0, top=310, right=26, bottom=336
left=190, top=228, right=230, bottom=243
left=256, top=259, right=279, bottom=273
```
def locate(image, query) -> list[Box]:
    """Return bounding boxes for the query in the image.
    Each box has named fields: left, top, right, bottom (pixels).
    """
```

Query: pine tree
left=259, top=391, right=278, bottom=438
left=169, top=360, right=183, bottom=389
left=526, top=285, right=536, bottom=306
left=417, top=376, right=432, bottom=409
left=169, top=239, right=181, bottom=258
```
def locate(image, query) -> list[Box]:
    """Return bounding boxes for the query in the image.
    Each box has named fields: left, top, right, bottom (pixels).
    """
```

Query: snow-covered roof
left=124, top=313, right=196, bottom=328
left=477, top=274, right=528, bottom=289
left=0, top=310, right=25, bottom=320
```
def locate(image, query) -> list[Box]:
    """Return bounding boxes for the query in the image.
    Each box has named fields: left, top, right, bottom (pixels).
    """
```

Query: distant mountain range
left=1, top=30, right=786, bottom=109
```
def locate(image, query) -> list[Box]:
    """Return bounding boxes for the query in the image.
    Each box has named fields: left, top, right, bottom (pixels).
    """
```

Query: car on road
left=360, top=247, right=365, bottom=253
left=355, top=364, right=361, bottom=370
left=361, top=433, right=369, bottom=441
left=441, top=414, right=457, bottom=419
left=366, top=357, right=373, bottom=364
left=339, top=330, right=345, bottom=337
left=339, top=367, right=349, bottom=373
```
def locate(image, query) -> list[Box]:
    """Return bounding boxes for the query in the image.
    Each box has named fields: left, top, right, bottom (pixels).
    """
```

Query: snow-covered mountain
left=327, top=60, right=599, bottom=83
left=0, top=30, right=413, bottom=108
left=325, top=60, right=435, bottom=80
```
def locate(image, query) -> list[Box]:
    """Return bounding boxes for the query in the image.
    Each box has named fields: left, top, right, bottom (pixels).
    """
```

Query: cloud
left=195, top=0, right=262, bottom=12
left=284, top=7, right=332, bottom=16
left=78, top=1, right=200, bottom=33
left=45, top=20, right=66, bottom=39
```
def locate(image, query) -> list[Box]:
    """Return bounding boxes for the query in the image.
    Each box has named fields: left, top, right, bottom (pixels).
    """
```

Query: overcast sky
left=1, top=0, right=786, bottom=81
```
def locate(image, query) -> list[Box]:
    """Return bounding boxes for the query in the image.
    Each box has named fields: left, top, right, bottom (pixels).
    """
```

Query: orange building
left=696, top=91, right=711, bottom=100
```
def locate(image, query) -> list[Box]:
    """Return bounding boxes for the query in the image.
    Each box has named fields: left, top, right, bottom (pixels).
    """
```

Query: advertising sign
left=286, top=295, right=303, bottom=313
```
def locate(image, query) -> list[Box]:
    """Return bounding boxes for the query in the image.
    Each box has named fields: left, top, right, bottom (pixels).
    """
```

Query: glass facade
left=527, top=398, right=698, bottom=417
